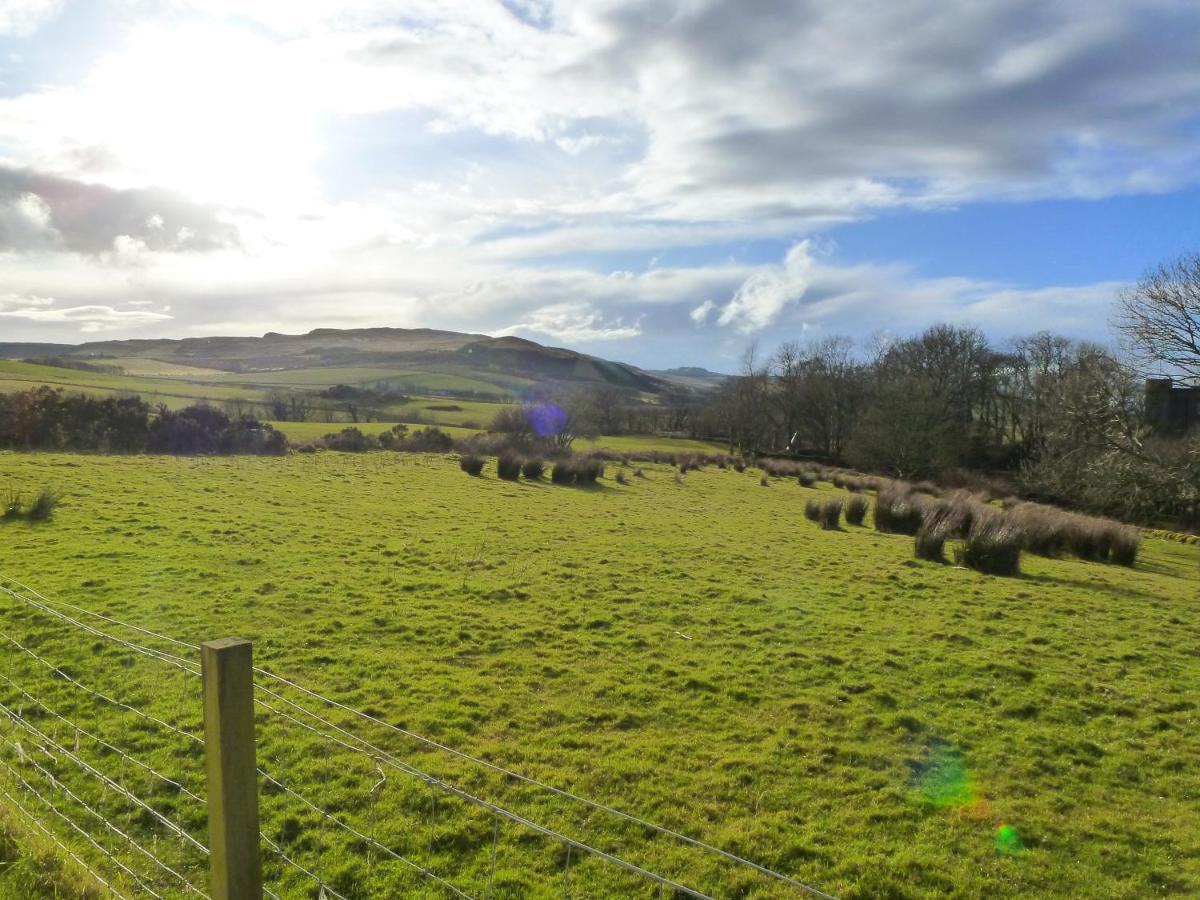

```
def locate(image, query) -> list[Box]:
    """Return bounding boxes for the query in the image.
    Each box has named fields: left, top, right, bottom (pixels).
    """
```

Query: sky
left=1, top=0, right=1199, bottom=370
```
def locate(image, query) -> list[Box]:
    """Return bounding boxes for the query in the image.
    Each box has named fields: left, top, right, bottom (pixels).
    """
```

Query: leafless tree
left=1116, top=253, right=1200, bottom=379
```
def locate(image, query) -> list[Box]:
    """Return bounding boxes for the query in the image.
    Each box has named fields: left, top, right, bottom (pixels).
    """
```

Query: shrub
left=406, top=427, right=455, bottom=452
left=845, top=495, right=869, bottom=526
left=819, top=498, right=843, bottom=530
left=26, top=487, right=59, bottom=522
left=460, top=454, right=485, bottom=476
left=798, top=470, right=816, bottom=487
left=321, top=428, right=373, bottom=453
left=551, top=460, right=573, bottom=484
left=874, top=482, right=928, bottom=535
left=521, top=458, right=545, bottom=480
left=804, top=499, right=821, bottom=522
left=957, top=509, right=1022, bottom=576
left=497, top=455, right=523, bottom=481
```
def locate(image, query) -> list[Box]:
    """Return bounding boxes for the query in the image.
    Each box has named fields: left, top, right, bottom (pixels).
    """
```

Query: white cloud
left=718, top=241, right=816, bottom=333
left=0, top=301, right=173, bottom=332
left=500, top=301, right=642, bottom=343
left=0, top=0, right=60, bottom=36
left=689, top=300, right=715, bottom=325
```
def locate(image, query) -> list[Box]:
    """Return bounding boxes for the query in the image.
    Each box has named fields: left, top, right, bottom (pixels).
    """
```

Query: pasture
left=0, top=451, right=1196, bottom=897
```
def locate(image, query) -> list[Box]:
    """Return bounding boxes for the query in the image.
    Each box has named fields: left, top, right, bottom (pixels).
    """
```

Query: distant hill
left=0, top=342, right=74, bottom=359
left=650, top=366, right=729, bottom=391
left=31, top=327, right=707, bottom=397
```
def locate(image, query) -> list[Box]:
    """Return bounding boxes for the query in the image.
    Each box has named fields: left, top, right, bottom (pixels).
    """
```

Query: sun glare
left=84, top=24, right=321, bottom=209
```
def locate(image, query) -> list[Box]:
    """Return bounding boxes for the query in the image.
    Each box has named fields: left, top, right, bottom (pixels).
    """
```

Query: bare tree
left=1117, top=253, right=1200, bottom=379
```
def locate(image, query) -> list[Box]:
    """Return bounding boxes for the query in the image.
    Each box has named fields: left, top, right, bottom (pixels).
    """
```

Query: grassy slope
left=0, top=360, right=266, bottom=408
left=0, top=453, right=1196, bottom=898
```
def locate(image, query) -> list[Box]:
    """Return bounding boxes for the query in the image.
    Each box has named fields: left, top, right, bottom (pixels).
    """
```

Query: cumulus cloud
left=0, top=168, right=238, bottom=254
left=718, top=241, right=817, bottom=333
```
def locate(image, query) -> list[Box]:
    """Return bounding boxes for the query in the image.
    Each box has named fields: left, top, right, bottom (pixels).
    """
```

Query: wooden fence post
left=201, top=638, right=262, bottom=900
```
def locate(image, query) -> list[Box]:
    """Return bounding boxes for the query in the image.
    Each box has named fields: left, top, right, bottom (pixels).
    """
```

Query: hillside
left=8, top=327, right=688, bottom=397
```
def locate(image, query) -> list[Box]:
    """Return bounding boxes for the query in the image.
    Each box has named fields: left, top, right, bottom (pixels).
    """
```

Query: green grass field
left=0, top=451, right=1196, bottom=898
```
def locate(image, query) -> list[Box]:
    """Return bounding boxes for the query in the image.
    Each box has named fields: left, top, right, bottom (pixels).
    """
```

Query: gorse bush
left=459, top=454, right=485, bottom=476
left=497, top=455, right=523, bottom=481
left=521, top=458, right=545, bottom=480
left=804, top=499, right=821, bottom=522
left=957, top=508, right=1022, bottom=576
left=845, top=495, right=870, bottom=526
left=819, top=498, right=843, bottom=530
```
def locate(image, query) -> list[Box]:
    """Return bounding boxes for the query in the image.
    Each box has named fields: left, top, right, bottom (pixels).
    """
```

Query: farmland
left=0, top=450, right=1197, bottom=897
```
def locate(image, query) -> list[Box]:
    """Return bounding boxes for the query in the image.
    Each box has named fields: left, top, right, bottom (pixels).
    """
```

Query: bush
left=321, top=428, right=373, bottom=453
left=405, top=427, right=455, bottom=452
left=804, top=499, right=821, bottom=522
left=798, top=470, right=816, bottom=487
left=874, top=481, right=928, bottom=535
left=26, top=488, right=58, bottom=521
left=497, top=455, right=523, bottom=481
left=551, top=460, right=574, bottom=484
left=521, top=458, right=545, bottom=480
left=845, top=495, right=870, bottom=526
left=957, top=509, right=1022, bottom=576
left=460, top=454, right=485, bottom=476
left=818, top=498, right=843, bottom=530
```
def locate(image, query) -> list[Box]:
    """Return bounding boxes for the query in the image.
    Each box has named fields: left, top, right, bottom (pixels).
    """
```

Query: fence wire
left=0, top=574, right=836, bottom=899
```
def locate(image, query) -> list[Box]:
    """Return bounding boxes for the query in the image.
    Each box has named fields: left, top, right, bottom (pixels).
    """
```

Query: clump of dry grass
left=797, top=470, right=817, bottom=488
left=760, top=475, right=770, bottom=487
left=521, top=458, right=545, bottom=480
left=956, top=507, right=1022, bottom=576
left=496, top=454, right=522, bottom=481
left=459, top=454, right=485, bottom=476
left=634, top=467, right=645, bottom=478
left=804, top=499, right=821, bottom=522
left=845, top=495, right=870, bottom=526
left=873, top=481, right=929, bottom=535
left=615, top=470, right=630, bottom=485
left=818, top=498, right=844, bottom=530
left=25, top=488, right=59, bottom=521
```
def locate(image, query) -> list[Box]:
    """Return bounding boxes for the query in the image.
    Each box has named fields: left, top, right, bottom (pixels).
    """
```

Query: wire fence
left=0, top=574, right=836, bottom=899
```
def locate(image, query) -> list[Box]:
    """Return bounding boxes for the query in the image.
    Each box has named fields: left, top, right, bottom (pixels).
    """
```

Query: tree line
left=0, top=387, right=287, bottom=455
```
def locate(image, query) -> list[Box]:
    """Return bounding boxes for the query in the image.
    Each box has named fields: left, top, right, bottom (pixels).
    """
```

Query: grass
left=0, top=452, right=1196, bottom=897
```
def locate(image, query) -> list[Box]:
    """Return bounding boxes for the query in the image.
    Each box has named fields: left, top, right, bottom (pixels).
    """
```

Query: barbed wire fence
left=0, top=574, right=836, bottom=899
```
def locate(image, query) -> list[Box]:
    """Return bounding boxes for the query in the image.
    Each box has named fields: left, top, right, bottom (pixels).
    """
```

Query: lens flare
left=914, top=747, right=974, bottom=809
left=528, top=403, right=568, bottom=438
left=995, top=823, right=1025, bottom=856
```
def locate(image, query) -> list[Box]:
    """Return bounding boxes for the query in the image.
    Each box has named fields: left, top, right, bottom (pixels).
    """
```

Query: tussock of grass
left=459, top=454, right=485, bottom=476
left=521, top=458, right=545, bottom=480
left=496, top=455, right=522, bottom=481
left=818, top=498, right=844, bottom=530
left=844, top=495, right=869, bottom=527
left=874, top=481, right=929, bottom=535
left=957, top=508, right=1022, bottom=576
left=804, top=498, right=821, bottom=522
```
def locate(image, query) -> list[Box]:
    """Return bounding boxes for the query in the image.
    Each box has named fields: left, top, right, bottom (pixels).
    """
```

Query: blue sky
left=1, top=0, right=1199, bottom=370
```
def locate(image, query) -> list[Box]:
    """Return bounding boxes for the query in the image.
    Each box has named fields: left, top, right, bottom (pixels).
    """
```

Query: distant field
left=106, top=357, right=231, bottom=378
left=0, top=360, right=267, bottom=408
left=0, top=451, right=1196, bottom=897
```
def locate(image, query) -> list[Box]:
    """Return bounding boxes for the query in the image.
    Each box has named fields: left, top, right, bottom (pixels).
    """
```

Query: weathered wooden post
left=201, top=638, right=262, bottom=900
